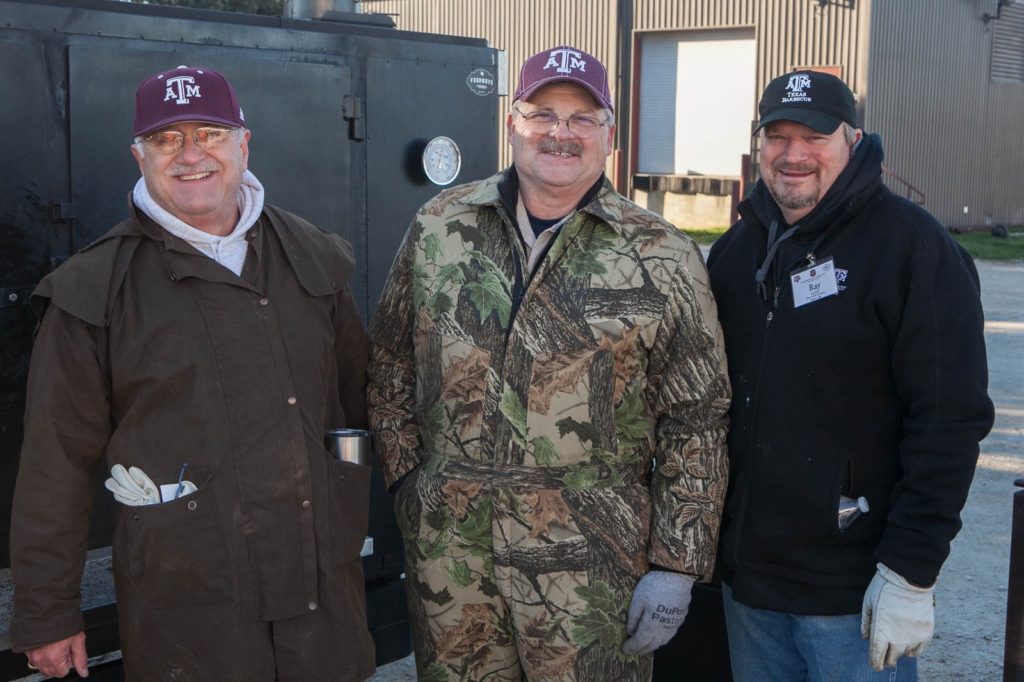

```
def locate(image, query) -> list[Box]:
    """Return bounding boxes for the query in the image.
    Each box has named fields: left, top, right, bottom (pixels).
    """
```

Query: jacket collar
left=97, top=196, right=351, bottom=296
left=459, top=166, right=626, bottom=234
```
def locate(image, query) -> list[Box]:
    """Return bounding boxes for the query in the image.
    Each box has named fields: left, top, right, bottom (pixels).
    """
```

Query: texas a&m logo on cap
left=544, top=48, right=587, bottom=75
left=782, top=74, right=813, bottom=103
left=164, top=74, right=201, bottom=105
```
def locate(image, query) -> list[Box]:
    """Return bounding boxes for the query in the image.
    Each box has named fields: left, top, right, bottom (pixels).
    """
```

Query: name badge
left=790, top=257, right=838, bottom=308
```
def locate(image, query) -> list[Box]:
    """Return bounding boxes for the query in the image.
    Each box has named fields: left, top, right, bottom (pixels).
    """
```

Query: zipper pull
left=765, top=311, right=774, bottom=328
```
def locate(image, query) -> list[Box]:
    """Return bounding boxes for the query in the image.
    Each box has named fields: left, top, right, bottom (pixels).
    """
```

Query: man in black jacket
left=707, top=70, right=994, bottom=681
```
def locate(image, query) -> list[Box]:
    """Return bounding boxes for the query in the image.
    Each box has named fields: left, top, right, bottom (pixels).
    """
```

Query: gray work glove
left=621, top=571, right=696, bottom=656
left=104, top=464, right=161, bottom=505
left=861, top=562, right=935, bottom=671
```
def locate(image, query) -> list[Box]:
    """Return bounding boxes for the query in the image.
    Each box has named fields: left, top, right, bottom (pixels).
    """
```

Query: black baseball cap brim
left=754, top=108, right=843, bottom=135
left=754, top=70, right=858, bottom=136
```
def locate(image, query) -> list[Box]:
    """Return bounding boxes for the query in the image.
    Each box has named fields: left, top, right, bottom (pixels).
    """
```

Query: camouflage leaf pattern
left=368, top=170, right=730, bottom=680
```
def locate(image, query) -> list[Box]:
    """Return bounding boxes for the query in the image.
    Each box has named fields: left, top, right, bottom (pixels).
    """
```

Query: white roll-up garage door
left=637, top=28, right=756, bottom=177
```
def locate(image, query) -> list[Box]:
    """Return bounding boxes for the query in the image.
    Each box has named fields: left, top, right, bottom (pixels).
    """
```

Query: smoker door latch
left=342, top=95, right=365, bottom=141
left=50, top=200, right=77, bottom=222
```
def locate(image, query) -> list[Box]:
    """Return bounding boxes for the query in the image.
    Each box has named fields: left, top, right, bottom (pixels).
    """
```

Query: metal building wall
left=630, top=0, right=871, bottom=179
left=361, top=0, right=621, bottom=171
left=361, top=1, right=1023, bottom=226
left=866, top=0, right=1024, bottom=227
left=634, top=0, right=867, bottom=91
left=361, top=1, right=871, bottom=184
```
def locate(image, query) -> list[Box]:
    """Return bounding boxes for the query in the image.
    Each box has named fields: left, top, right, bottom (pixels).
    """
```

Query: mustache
left=167, top=163, right=221, bottom=176
left=538, top=139, right=583, bottom=156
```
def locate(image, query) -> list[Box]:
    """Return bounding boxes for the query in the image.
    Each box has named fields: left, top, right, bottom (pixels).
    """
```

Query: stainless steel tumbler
left=837, top=495, right=870, bottom=531
left=325, top=428, right=370, bottom=465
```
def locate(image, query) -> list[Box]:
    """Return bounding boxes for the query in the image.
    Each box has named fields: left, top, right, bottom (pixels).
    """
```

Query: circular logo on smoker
left=466, top=68, right=496, bottom=96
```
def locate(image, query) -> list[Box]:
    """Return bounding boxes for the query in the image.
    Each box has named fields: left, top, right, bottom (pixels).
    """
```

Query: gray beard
left=769, top=183, right=820, bottom=213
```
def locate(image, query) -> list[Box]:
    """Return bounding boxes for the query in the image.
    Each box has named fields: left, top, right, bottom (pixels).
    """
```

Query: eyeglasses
left=140, top=126, right=237, bottom=154
left=512, top=105, right=608, bottom=136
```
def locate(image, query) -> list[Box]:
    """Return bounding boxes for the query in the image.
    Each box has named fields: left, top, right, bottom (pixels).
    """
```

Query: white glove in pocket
left=105, top=465, right=197, bottom=505
left=105, top=465, right=160, bottom=505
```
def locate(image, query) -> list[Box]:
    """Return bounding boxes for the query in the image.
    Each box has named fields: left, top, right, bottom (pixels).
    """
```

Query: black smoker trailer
left=0, top=0, right=499, bottom=677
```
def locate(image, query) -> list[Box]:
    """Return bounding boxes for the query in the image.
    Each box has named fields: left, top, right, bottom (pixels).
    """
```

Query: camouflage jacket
left=368, top=169, right=730, bottom=577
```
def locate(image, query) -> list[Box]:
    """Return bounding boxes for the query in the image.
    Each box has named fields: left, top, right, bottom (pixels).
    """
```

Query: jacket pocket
left=123, top=476, right=234, bottom=608
left=328, top=458, right=371, bottom=568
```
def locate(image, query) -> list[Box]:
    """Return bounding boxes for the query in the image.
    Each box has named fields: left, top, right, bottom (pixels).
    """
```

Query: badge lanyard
left=757, top=218, right=835, bottom=305
left=754, top=220, right=798, bottom=300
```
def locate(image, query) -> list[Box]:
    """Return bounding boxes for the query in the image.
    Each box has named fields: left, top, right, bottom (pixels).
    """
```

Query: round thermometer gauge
left=422, top=136, right=462, bottom=186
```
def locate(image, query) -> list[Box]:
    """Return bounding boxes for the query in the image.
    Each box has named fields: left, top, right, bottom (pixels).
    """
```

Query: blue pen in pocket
left=173, top=462, right=189, bottom=500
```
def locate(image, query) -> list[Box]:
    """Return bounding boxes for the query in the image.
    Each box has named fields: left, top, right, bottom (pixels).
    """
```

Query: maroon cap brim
left=135, top=113, right=243, bottom=138
left=517, top=76, right=613, bottom=112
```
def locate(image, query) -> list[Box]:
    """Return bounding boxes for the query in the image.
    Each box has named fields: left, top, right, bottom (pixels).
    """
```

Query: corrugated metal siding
left=630, top=0, right=870, bottom=186
left=633, top=0, right=870, bottom=118
left=992, top=3, right=1024, bottom=82
left=361, top=0, right=620, bottom=170
left=867, top=0, right=1024, bottom=226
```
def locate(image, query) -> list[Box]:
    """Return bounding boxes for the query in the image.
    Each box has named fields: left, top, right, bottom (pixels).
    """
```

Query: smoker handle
left=1005, top=478, right=1024, bottom=682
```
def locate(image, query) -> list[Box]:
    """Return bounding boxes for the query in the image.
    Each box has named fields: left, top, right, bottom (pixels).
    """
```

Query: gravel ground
left=372, top=259, right=1024, bottom=681
left=372, top=655, right=417, bottom=681
left=920, top=259, right=1024, bottom=680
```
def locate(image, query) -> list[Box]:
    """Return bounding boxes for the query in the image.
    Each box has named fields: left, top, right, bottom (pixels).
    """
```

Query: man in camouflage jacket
left=368, top=46, right=730, bottom=681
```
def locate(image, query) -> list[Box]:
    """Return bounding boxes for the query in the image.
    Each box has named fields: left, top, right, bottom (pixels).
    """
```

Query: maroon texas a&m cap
left=133, top=65, right=245, bottom=137
left=514, top=46, right=613, bottom=112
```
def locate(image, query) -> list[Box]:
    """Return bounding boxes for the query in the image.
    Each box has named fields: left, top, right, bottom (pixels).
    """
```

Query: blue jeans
left=722, top=584, right=917, bottom=682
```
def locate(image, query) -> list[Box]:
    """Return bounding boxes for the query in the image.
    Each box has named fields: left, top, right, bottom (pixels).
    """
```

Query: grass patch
left=678, top=225, right=1024, bottom=261
left=952, top=226, right=1024, bottom=261
left=680, top=227, right=729, bottom=246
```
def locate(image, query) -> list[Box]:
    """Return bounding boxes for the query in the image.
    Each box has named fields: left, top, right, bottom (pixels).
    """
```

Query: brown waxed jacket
left=9, top=201, right=375, bottom=681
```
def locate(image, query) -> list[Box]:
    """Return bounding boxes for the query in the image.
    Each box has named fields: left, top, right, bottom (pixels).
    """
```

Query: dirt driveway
left=921, top=259, right=1024, bottom=680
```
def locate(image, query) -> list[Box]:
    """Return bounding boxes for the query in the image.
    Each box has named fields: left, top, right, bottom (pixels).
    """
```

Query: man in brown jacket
left=9, top=66, right=374, bottom=680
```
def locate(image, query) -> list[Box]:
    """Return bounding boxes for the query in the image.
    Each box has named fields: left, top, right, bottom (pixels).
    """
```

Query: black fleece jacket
left=707, top=134, right=994, bottom=615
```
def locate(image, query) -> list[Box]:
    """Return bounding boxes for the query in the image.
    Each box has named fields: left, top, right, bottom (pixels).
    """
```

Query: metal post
left=1005, top=478, right=1024, bottom=681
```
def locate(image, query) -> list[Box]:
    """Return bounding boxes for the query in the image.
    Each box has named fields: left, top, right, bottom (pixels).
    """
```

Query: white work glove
left=860, top=562, right=935, bottom=671
left=104, top=464, right=161, bottom=505
left=621, top=571, right=696, bottom=656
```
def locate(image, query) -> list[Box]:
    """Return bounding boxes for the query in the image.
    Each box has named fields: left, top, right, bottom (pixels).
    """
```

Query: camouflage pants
left=395, top=459, right=654, bottom=681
